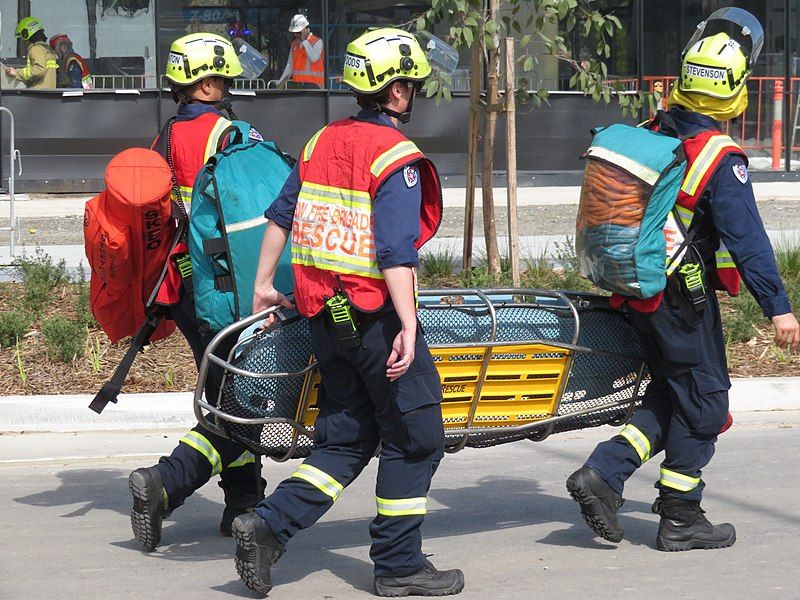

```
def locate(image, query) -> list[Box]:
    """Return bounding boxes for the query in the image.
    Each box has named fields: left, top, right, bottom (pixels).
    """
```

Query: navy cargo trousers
left=254, top=308, right=445, bottom=577
left=585, top=288, right=730, bottom=501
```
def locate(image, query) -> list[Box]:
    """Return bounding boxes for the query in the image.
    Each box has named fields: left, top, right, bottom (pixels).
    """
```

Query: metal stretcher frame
left=193, top=288, right=648, bottom=462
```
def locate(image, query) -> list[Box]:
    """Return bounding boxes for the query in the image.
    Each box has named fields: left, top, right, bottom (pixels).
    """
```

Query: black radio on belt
left=324, top=288, right=362, bottom=348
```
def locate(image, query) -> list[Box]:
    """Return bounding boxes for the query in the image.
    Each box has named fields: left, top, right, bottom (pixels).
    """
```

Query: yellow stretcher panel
left=295, top=343, right=572, bottom=430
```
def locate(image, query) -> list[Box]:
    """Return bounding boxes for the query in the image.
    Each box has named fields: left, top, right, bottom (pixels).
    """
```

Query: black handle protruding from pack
left=89, top=314, right=162, bottom=414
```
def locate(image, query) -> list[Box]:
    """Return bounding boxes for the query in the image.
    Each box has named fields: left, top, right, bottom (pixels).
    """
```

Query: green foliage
left=73, top=262, right=96, bottom=328
left=16, top=247, right=68, bottom=314
left=0, top=310, right=35, bottom=348
left=415, top=0, right=649, bottom=116
left=722, top=289, right=761, bottom=344
left=419, top=246, right=459, bottom=286
left=42, top=316, right=87, bottom=362
left=15, top=337, right=28, bottom=388
left=521, top=238, right=593, bottom=292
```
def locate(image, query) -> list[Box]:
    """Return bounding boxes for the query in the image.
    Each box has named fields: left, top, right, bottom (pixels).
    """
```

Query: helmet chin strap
left=380, top=86, right=417, bottom=125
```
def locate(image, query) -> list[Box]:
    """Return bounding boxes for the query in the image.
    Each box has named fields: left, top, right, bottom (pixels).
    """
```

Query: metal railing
left=0, top=107, right=22, bottom=258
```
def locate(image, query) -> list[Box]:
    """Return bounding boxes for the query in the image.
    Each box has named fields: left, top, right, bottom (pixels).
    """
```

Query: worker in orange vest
left=276, top=14, right=324, bottom=89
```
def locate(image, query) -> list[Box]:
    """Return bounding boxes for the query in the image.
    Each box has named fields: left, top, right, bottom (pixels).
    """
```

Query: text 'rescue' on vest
left=291, top=119, right=443, bottom=317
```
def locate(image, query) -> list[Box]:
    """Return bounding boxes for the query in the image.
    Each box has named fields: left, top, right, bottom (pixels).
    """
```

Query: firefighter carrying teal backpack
left=576, top=115, right=687, bottom=298
left=189, top=122, right=294, bottom=333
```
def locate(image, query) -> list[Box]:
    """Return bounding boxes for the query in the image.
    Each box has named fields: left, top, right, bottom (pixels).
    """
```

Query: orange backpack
left=84, top=148, right=176, bottom=343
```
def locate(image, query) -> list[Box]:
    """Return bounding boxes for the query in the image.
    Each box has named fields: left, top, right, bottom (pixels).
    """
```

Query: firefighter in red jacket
left=567, top=8, right=800, bottom=552
left=231, top=28, right=464, bottom=597
left=128, top=33, right=265, bottom=552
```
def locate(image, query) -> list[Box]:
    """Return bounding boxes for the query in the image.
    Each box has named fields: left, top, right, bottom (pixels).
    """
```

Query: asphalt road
left=2, top=412, right=799, bottom=599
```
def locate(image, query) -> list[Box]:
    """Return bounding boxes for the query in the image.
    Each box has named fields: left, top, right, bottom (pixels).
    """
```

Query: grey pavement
left=1, top=412, right=799, bottom=599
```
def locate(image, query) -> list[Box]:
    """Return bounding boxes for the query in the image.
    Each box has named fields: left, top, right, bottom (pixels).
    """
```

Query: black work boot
left=232, top=512, right=285, bottom=597
left=652, top=494, right=736, bottom=552
left=566, top=466, right=625, bottom=543
left=220, top=506, right=251, bottom=537
left=374, top=560, right=465, bottom=597
left=128, top=466, right=170, bottom=552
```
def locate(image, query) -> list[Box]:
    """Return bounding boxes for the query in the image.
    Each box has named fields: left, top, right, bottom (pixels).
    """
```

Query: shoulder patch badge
left=249, top=127, right=264, bottom=142
left=732, top=163, right=749, bottom=184
left=403, top=164, right=419, bottom=188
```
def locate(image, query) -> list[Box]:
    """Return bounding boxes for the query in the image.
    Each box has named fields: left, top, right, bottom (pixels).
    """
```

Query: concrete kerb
left=2, top=377, right=799, bottom=433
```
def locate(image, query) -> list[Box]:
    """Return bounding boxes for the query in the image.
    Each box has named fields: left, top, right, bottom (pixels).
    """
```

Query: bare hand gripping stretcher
left=193, top=289, right=649, bottom=460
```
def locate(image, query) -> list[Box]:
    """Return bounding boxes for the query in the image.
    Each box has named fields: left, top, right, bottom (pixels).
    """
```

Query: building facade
left=1, top=0, right=799, bottom=191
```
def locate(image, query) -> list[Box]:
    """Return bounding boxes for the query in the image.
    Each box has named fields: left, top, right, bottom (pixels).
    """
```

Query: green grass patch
left=0, top=310, right=35, bottom=348
left=42, top=315, right=87, bottom=362
left=16, top=246, right=69, bottom=314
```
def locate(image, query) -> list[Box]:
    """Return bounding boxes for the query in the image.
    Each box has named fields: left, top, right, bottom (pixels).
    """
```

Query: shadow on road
left=13, top=466, right=661, bottom=595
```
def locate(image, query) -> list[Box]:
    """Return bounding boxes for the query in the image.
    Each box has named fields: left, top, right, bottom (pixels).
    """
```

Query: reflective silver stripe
left=228, top=451, right=256, bottom=469
left=180, top=431, right=222, bottom=475
left=226, top=216, right=266, bottom=234
left=585, top=146, right=660, bottom=186
left=291, top=464, right=343, bottom=500
left=620, top=424, right=651, bottom=463
left=376, top=496, right=427, bottom=517
left=370, top=141, right=420, bottom=178
left=659, top=468, right=701, bottom=492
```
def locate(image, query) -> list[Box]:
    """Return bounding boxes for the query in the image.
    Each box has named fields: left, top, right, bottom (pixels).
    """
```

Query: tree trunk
left=462, top=42, right=482, bottom=272
left=482, top=0, right=501, bottom=278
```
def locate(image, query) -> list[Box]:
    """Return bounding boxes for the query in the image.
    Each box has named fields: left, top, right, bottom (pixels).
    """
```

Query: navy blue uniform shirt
left=266, top=107, right=423, bottom=269
left=667, top=107, right=791, bottom=318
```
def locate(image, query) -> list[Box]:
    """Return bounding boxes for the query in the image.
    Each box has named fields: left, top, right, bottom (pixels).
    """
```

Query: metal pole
left=0, top=107, right=18, bottom=257
left=784, top=0, right=792, bottom=172
left=635, top=0, right=645, bottom=122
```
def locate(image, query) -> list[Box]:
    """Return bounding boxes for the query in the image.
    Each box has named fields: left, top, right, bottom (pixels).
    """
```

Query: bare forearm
left=383, top=266, right=417, bottom=329
left=254, top=221, right=290, bottom=290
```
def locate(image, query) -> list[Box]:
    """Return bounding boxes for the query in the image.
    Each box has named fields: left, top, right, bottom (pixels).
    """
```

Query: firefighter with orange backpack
left=231, top=27, right=464, bottom=597
left=127, top=33, right=266, bottom=552
left=567, top=8, right=800, bottom=552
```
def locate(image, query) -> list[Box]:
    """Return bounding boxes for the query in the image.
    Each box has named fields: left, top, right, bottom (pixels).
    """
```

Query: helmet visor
left=231, top=38, right=267, bottom=79
left=684, top=7, right=764, bottom=66
left=415, top=31, right=458, bottom=76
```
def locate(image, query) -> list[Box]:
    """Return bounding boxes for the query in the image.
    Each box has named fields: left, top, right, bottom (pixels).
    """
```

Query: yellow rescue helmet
left=165, top=33, right=243, bottom=86
left=677, top=7, right=763, bottom=100
left=16, top=17, right=45, bottom=41
left=342, top=28, right=431, bottom=94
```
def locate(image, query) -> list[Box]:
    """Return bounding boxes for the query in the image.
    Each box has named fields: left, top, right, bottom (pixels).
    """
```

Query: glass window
left=1, top=0, right=157, bottom=90
left=558, top=0, right=636, bottom=90
left=643, top=1, right=784, bottom=171
left=158, top=1, right=324, bottom=91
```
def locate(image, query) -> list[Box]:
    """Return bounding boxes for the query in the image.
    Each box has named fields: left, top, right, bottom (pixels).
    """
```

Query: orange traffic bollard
left=772, top=79, right=784, bottom=170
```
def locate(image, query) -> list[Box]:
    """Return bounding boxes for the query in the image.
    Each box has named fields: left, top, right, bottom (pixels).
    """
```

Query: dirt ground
left=0, top=283, right=795, bottom=396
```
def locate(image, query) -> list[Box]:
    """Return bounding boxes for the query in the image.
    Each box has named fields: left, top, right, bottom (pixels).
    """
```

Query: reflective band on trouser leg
left=227, top=451, right=256, bottom=469
left=376, top=496, right=427, bottom=517
left=619, top=424, right=651, bottom=464
left=291, top=463, right=344, bottom=501
left=179, top=431, right=223, bottom=476
left=659, top=468, right=701, bottom=492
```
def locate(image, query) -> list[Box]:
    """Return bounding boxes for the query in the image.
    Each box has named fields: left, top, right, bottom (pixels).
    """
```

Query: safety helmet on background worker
left=15, top=16, right=45, bottom=41
left=342, top=27, right=432, bottom=95
left=668, top=7, right=764, bottom=121
left=289, top=14, right=310, bottom=33
left=165, top=33, right=243, bottom=87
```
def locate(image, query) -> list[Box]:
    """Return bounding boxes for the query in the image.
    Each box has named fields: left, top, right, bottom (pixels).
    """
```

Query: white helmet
left=289, top=14, right=309, bottom=33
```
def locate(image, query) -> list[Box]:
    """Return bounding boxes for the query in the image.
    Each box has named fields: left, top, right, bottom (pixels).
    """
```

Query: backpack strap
left=88, top=310, right=164, bottom=414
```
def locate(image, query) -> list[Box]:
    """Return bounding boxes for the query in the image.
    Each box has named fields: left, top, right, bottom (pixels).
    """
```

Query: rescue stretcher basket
left=193, top=289, right=649, bottom=460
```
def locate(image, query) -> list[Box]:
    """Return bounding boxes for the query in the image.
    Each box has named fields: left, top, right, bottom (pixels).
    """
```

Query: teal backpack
left=189, top=122, right=295, bottom=333
left=576, top=117, right=687, bottom=298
